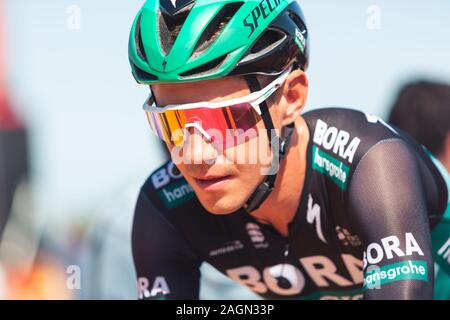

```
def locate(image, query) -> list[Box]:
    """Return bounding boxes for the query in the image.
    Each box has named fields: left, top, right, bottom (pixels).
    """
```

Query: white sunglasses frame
left=142, top=67, right=292, bottom=116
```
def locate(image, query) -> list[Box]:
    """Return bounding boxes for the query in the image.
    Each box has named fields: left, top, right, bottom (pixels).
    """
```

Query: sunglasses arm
left=184, top=122, right=213, bottom=142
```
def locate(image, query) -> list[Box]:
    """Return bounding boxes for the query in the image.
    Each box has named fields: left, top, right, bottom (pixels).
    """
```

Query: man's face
left=151, top=75, right=285, bottom=215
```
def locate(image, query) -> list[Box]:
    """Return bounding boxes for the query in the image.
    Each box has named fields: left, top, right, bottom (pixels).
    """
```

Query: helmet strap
left=243, top=74, right=295, bottom=213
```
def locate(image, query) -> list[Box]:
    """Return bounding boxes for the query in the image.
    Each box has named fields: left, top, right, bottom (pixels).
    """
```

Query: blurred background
left=0, top=0, right=449, bottom=299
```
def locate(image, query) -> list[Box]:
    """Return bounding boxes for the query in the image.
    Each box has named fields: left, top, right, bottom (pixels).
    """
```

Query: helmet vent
left=250, top=29, right=286, bottom=54
left=135, top=14, right=148, bottom=61
left=239, top=28, right=286, bottom=65
left=134, top=66, right=158, bottom=82
left=191, top=2, right=244, bottom=58
left=158, top=7, right=191, bottom=55
left=180, top=54, right=229, bottom=78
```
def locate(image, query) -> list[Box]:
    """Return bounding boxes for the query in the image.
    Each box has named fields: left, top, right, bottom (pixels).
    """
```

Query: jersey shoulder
left=132, top=161, right=203, bottom=295
left=133, top=160, right=205, bottom=258
left=302, top=107, right=404, bottom=192
left=302, top=107, right=447, bottom=211
left=303, top=107, right=400, bottom=164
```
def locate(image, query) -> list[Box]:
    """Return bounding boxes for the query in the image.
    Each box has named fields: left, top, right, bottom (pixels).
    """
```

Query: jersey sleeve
left=347, top=139, right=435, bottom=299
left=131, top=189, right=202, bottom=300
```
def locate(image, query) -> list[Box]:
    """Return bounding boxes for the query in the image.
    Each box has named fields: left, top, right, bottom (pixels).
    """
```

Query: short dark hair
left=388, top=80, right=450, bottom=156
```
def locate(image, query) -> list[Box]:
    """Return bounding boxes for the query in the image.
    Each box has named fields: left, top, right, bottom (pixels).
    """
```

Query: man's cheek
left=228, top=136, right=262, bottom=165
left=236, top=164, right=264, bottom=189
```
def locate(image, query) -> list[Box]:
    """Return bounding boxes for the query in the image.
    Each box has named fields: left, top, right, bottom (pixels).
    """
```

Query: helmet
left=129, top=0, right=309, bottom=84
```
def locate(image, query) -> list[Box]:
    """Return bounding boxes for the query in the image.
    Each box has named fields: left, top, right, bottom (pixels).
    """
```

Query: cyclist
left=128, top=0, right=449, bottom=299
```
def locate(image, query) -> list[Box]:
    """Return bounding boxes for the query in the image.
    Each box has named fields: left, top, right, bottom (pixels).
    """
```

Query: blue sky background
left=4, top=0, right=450, bottom=225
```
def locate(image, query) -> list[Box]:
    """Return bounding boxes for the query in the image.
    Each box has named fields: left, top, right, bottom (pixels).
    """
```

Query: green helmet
left=129, top=0, right=309, bottom=84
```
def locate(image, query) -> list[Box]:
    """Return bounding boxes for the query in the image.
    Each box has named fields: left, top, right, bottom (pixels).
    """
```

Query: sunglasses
left=143, top=68, right=291, bottom=147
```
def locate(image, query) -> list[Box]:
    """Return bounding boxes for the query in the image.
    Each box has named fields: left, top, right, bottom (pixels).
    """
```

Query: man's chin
left=197, top=195, right=247, bottom=215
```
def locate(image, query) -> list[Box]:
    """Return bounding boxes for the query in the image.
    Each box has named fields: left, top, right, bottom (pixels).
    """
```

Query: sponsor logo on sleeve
left=364, top=260, right=428, bottom=289
left=362, top=232, right=429, bottom=289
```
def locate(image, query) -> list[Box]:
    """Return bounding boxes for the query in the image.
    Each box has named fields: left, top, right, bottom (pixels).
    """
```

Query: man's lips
left=193, top=175, right=232, bottom=190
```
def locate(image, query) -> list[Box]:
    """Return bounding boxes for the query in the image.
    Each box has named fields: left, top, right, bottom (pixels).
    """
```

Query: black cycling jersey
left=132, top=107, right=448, bottom=300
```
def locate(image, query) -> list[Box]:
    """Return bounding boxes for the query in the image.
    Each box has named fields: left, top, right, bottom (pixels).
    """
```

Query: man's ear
left=280, top=69, right=309, bottom=127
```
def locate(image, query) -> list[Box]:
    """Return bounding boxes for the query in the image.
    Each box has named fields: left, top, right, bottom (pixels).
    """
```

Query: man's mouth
left=194, top=175, right=233, bottom=191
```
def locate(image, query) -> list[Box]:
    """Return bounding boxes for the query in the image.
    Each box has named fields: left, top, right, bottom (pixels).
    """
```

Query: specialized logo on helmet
left=243, top=0, right=287, bottom=37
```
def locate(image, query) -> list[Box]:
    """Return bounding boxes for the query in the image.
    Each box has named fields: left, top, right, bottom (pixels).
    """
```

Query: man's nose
left=183, top=126, right=218, bottom=165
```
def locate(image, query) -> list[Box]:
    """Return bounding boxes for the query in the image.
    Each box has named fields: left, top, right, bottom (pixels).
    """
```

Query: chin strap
left=242, top=74, right=296, bottom=213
